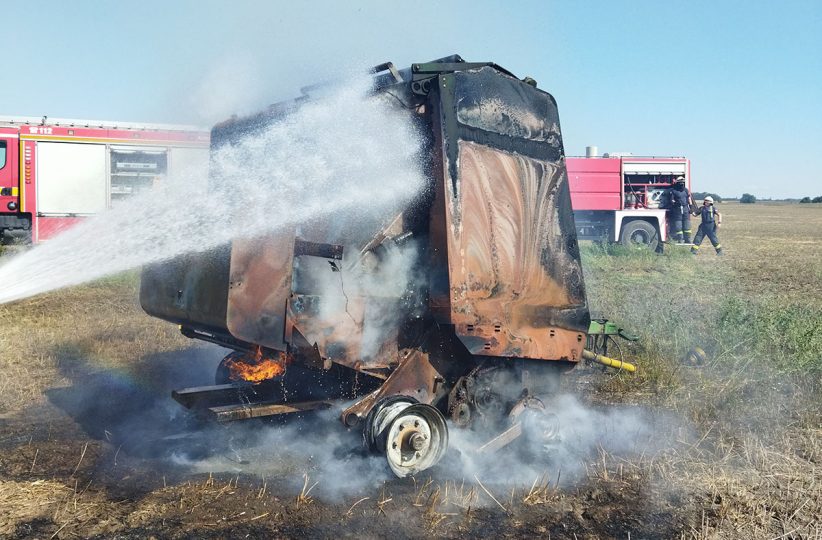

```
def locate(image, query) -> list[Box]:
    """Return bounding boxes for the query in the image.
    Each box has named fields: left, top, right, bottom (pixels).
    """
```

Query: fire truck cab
left=0, top=116, right=209, bottom=243
left=567, top=150, right=691, bottom=251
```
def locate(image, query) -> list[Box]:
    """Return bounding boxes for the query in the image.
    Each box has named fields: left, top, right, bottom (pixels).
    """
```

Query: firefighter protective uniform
left=667, top=183, right=692, bottom=243
left=691, top=201, right=723, bottom=255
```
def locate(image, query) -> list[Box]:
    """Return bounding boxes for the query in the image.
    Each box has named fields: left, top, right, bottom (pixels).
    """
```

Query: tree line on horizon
left=693, top=193, right=822, bottom=204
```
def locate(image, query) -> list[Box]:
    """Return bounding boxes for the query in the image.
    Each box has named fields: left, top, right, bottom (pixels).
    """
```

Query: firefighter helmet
left=675, top=176, right=685, bottom=184
left=704, top=196, right=714, bottom=203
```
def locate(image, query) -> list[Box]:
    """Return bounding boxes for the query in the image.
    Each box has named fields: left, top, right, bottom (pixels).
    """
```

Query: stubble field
left=0, top=202, right=819, bottom=539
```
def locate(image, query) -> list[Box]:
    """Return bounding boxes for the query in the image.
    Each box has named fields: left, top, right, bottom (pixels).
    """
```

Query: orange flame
left=225, top=346, right=289, bottom=384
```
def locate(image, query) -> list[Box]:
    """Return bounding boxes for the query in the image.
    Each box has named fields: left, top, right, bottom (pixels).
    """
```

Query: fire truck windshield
left=0, top=141, right=6, bottom=169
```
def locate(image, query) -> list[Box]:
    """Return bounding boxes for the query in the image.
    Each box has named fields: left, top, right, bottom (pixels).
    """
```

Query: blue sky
left=3, top=0, right=820, bottom=198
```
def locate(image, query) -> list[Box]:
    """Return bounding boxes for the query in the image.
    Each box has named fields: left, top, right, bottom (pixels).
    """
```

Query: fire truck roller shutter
left=37, top=142, right=107, bottom=215
left=110, top=146, right=168, bottom=198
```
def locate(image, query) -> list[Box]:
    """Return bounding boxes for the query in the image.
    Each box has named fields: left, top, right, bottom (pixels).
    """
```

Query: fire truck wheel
left=620, top=220, right=659, bottom=251
left=384, top=404, right=448, bottom=478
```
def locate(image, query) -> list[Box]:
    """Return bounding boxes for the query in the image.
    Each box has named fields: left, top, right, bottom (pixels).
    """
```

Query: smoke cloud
left=152, top=390, right=672, bottom=501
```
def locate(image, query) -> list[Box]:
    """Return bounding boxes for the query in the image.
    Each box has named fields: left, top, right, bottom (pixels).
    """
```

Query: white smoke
left=448, top=393, right=666, bottom=486
left=156, top=393, right=670, bottom=501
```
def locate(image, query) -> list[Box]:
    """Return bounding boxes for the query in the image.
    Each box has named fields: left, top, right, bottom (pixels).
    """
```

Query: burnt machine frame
left=140, top=55, right=592, bottom=476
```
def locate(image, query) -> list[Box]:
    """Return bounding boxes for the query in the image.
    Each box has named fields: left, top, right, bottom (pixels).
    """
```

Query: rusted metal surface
left=436, top=68, right=589, bottom=363
left=226, top=233, right=295, bottom=351
left=207, top=399, right=333, bottom=423
left=341, top=349, right=446, bottom=426
left=288, top=293, right=365, bottom=364
left=293, top=239, right=344, bottom=259
left=476, top=422, right=523, bottom=454
left=140, top=244, right=232, bottom=331
left=144, top=62, right=588, bottom=370
left=475, top=395, right=558, bottom=454
left=287, top=294, right=402, bottom=371
left=172, top=383, right=256, bottom=409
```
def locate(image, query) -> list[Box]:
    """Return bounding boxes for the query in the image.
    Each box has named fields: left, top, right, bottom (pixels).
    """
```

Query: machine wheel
left=364, top=397, right=448, bottom=477
left=521, top=407, right=560, bottom=447
left=511, top=397, right=559, bottom=440
left=363, top=395, right=418, bottom=453
left=620, top=220, right=659, bottom=251
left=683, top=347, right=708, bottom=366
left=383, top=404, right=448, bottom=477
left=215, top=351, right=245, bottom=385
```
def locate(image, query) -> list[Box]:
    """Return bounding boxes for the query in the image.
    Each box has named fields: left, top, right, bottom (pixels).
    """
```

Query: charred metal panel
left=425, top=90, right=453, bottom=320
left=287, top=294, right=401, bottom=371
left=437, top=67, right=589, bottom=361
left=142, top=57, right=590, bottom=376
left=454, top=71, right=562, bottom=145
left=140, top=245, right=231, bottom=332
left=225, top=233, right=295, bottom=351
left=288, top=293, right=364, bottom=365
left=341, top=349, right=446, bottom=424
left=139, top=102, right=296, bottom=335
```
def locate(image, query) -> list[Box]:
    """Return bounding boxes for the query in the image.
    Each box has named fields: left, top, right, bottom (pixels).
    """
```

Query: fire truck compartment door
left=37, top=142, right=106, bottom=215
left=0, top=137, right=13, bottom=189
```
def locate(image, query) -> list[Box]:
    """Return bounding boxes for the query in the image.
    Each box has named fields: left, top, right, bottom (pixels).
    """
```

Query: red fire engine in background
left=0, top=120, right=685, bottom=250
left=0, top=116, right=209, bottom=243
left=567, top=146, right=691, bottom=250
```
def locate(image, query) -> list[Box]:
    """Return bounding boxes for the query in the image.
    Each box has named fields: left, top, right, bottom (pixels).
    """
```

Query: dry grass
left=577, top=202, right=822, bottom=538
left=295, top=473, right=317, bottom=506
left=0, top=478, right=129, bottom=538
left=724, top=202, right=822, bottom=300
left=579, top=423, right=821, bottom=538
left=0, top=272, right=189, bottom=413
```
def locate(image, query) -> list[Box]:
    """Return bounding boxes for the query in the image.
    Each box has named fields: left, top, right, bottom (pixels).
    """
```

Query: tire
left=215, top=351, right=245, bottom=385
left=620, top=220, right=659, bottom=251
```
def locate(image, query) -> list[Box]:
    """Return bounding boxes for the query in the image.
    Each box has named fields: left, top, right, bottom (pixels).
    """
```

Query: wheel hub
left=366, top=402, right=449, bottom=478
left=631, top=230, right=649, bottom=244
left=386, top=413, right=432, bottom=470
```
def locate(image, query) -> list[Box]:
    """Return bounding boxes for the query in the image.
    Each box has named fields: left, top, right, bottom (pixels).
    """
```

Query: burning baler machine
left=141, top=56, right=628, bottom=477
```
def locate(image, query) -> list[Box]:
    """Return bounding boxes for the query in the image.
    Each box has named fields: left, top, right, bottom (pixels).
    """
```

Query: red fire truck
left=567, top=149, right=691, bottom=250
left=0, top=116, right=209, bottom=243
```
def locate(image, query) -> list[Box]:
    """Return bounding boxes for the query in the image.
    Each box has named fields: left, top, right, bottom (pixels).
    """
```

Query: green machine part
left=587, top=318, right=639, bottom=342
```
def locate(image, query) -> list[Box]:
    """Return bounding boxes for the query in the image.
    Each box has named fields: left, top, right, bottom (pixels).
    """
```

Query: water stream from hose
left=0, top=77, right=425, bottom=304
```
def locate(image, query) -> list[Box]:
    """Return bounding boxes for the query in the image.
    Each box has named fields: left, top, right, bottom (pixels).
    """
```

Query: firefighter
left=665, top=176, right=694, bottom=243
left=691, top=196, right=723, bottom=255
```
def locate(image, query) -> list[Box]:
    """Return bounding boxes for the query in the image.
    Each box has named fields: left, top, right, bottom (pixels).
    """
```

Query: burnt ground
left=0, top=351, right=766, bottom=539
